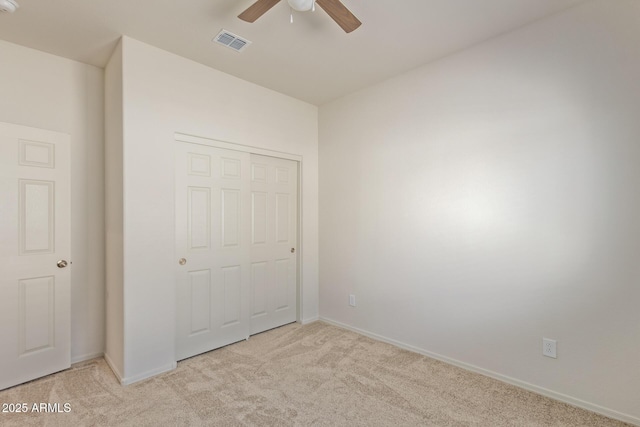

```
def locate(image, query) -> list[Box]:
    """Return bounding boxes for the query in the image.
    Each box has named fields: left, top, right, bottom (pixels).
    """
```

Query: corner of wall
left=104, top=39, right=125, bottom=378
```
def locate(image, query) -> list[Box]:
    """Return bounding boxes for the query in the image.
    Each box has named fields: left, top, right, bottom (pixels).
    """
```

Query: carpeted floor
left=0, top=322, right=631, bottom=426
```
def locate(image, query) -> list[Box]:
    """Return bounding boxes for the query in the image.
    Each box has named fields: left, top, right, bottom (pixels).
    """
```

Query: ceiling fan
left=238, top=0, right=361, bottom=33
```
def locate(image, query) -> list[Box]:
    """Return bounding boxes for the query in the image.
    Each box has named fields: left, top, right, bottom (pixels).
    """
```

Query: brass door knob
left=179, top=258, right=187, bottom=265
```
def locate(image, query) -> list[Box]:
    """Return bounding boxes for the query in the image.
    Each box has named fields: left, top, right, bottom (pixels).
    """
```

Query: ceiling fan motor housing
left=0, top=0, right=19, bottom=13
left=288, top=0, right=314, bottom=12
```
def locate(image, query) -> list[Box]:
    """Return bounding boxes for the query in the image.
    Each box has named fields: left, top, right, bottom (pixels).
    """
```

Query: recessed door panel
left=222, top=158, right=241, bottom=179
left=275, top=167, right=289, bottom=184
left=19, top=276, right=55, bottom=355
left=19, top=140, right=55, bottom=169
left=275, top=193, right=289, bottom=244
left=252, top=192, right=267, bottom=245
left=189, top=270, right=211, bottom=335
left=188, top=187, right=210, bottom=251
left=188, top=153, right=211, bottom=177
left=222, top=266, right=241, bottom=326
left=251, top=163, right=267, bottom=183
left=20, top=180, right=55, bottom=255
left=251, top=262, right=268, bottom=317
left=222, top=189, right=240, bottom=248
left=275, top=259, right=289, bottom=311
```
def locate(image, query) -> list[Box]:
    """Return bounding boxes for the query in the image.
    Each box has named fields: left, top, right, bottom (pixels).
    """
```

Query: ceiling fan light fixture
left=239, top=0, right=361, bottom=33
left=287, top=0, right=314, bottom=12
left=0, top=0, right=19, bottom=13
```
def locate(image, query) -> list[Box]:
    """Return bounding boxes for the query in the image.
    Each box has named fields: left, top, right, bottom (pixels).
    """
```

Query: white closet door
left=249, top=154, right=298, bottom=335
left=0, top=122, right=71, bottom=390
left=175, top=142, right=251, bottom=361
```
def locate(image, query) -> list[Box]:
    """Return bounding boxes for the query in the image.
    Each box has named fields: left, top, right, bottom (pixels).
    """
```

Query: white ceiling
left=0, top=0, right=585, bottom=105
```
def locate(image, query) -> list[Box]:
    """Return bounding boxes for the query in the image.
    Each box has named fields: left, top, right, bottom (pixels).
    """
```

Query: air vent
left=213, top=30, right=251, bottom=53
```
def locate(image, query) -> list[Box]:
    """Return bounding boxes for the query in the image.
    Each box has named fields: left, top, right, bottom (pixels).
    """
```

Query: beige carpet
left=0, top=322, right=631, bottom=426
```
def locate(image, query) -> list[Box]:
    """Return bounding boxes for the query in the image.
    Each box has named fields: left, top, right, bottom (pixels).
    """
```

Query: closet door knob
left=57, top=260, right=68, bottom=268
left=179, top=258, right=187, bottom=265
left=290, top=248, right=295, bottom=254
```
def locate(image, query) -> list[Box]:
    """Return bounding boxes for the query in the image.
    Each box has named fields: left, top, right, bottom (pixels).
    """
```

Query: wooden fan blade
left=315, top=0, right=361, bottom=33
left=238, top=0, right=281, bottom=23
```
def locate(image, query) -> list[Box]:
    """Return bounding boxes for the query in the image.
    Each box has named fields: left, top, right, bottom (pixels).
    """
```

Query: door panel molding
left=174, top=132, right=302, bottom=162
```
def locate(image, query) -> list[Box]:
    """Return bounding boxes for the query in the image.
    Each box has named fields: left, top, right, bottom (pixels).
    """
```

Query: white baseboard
left=71, top=352, right=104, bottom=365
left=300, top=316, right=319, bottom=325
left=120, top=362, right=177, bottom=386
left=103, top=353, right=177, bottom=386
left=319, top=317, right=640, bottom=427
left=103, top=352, right=124, bottom=384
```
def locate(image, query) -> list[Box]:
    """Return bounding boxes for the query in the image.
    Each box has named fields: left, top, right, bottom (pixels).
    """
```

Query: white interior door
left=0, top=122, right=71, bottom=390
left=175, top=142, right=251, bottom=361
left=249, top=154, right=298, bottom=335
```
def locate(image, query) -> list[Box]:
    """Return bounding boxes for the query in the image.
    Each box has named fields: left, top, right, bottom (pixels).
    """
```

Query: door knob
left=57, top=260, right=68, bottom=268
left=290, top=248, right=295, bottom=254
left=179, top=258, right=187, bottom=265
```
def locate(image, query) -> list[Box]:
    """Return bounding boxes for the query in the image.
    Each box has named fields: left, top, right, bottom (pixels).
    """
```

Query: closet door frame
left=174, top=132, right=303, bottom=327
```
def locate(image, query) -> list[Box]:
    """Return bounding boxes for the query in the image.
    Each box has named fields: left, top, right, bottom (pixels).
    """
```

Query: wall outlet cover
left=543, top=338, right=557, bottom=358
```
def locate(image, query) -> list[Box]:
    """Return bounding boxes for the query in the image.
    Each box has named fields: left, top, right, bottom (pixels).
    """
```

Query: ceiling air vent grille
left=213, top=30, right=251, bottom=53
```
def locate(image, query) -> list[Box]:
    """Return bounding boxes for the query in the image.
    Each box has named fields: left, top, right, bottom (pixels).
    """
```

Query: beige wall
left=0, top=40, right=105, bottom=363
left=112, top=37, right=319, bottom=382
left=318, top=0, right=640, bottom=423
left=4, top=0, right=638, bottom=421
left=104, top=40, right=125, bottom=378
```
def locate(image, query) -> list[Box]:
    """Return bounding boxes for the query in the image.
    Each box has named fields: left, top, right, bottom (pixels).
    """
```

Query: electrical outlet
left=349, top=294, right=356, bottom=307
left=543, top=338, right=557, bottom=358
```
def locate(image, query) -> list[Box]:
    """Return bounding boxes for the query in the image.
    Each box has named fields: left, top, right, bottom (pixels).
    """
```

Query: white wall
left=104, top=40, right=125, bottom=377
left=0, top=40, right=105, bottom=363
left=117, top=37, right=318, bottom=381
left=319, top=0, right=640, bottom=423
